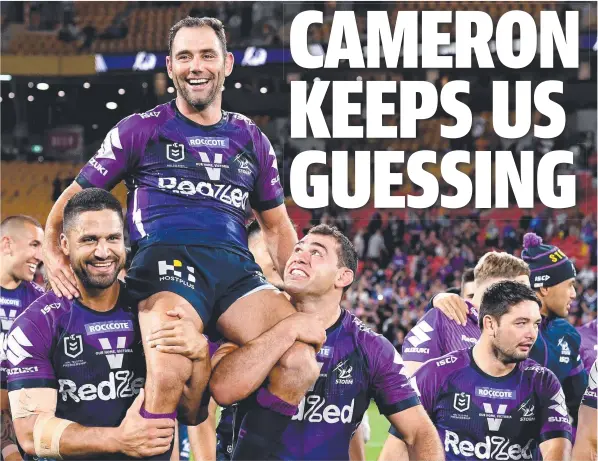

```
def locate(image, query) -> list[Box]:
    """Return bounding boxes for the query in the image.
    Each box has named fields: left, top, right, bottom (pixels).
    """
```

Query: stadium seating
left=1, top=161, right=127, bottom=225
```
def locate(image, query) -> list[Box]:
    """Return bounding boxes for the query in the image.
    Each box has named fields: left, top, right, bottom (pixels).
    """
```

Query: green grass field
left=365, top=402, right=389, bottom=461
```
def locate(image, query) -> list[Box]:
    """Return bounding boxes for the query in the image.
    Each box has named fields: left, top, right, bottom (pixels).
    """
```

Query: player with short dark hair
left=43, top=16, right=324, bottom=461
left=1, top=215, right=45, bottom=461
left=7, top=189, right=210, bottom=460
left=401, top=281, right=572, bottom=461
left=209, top=224, right=444, bottom=460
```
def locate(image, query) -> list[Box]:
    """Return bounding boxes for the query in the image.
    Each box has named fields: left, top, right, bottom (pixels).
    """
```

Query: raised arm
left=254, top=205, right=297, bottom=277
left=42, top=181, right=83, bottom=298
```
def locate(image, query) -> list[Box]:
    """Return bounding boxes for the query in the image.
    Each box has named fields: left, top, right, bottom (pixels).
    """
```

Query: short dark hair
left=307, top=224, right=358, bottom=292
left=479, top=280, right=541, bottom=330
left=63, top=189, right=123, bottom=233
left=1, top=215, right=42, bottom=236
left=168, top=17, right=227, bottom=57
left=462, top=268, right=475, bottom=285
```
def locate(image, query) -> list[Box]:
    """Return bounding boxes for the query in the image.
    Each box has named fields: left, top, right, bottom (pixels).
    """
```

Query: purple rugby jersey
left=577, top=319, right=597, bottom=373
left=5, top=285, right=145, bottom=460
left=274, top=310, right=420, bottom=460
left=402, top=301, right=480, bottom=363
left=0, top=281, right=45, bottom=389
left=581, top=359, right=597, bottom=410
left=76, top=102, right=284, bottom=253
left=412, top=348, right=572, bottom=461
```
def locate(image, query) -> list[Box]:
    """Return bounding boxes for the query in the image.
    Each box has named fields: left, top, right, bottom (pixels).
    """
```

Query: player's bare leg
left=138, top=292, right=203, bottom=414
left=217, top=289, right=321, bottom=460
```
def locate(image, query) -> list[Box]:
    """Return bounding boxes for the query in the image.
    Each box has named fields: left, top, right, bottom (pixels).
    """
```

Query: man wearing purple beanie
left=522, top=232, right=589, bottom=428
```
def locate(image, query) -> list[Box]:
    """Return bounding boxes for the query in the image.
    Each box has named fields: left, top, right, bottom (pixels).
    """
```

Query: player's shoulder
left=418, top=348, right=470, bottom=377
left=344, top=311, right=383, bottom=343
left=520, top=358, right=559, bottom=385
left=25, top=280, right=46, bottom=296
left=14, top=291, right=71, bottom=330
left=226, top=111, right=258, bottom=130
left=118, top=102, right=174, bottom=132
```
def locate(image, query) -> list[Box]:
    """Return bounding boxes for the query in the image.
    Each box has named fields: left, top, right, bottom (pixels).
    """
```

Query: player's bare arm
left=539, top=437, right=572, bottom=461
left=210, top=312, right=325, bottom=406
left=571, top=403, right=597, bottom=461
left=42, top=181, right=83, bottom=299
left=10, top=388, right=174, bottom=459
left=386, top=406, right=444, bottom=461
left=148, top=306, right=212, bottom=425
left=1, top=390, right=22, bottom=461
left=253, top=205, right=298, bottom=276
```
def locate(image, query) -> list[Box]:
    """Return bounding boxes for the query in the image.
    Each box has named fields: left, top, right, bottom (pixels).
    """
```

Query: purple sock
left=139, top=405, right=177, bottom=461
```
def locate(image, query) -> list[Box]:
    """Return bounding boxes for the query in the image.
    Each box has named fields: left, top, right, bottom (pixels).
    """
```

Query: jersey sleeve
left=76, top=115, right=142, bottom=191
left=401, top=310, right=444, bottom=363
left=249, top=130, right=284, bottom=211
left=5, top=316, right=56, bottom=390
left=368, top=334, right=420, bottom=416
left=580, top=360, right=597, bottom=409
left=537, top=369, right=573, bottom=443
left=411, top=361, right=441, bottom=415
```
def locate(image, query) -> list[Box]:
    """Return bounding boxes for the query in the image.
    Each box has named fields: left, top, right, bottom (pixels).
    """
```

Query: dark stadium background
left=1, top=2, right=596, bottom=458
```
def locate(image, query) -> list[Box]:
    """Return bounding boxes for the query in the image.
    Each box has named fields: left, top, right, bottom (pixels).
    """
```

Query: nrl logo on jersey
left=333, top=360, right=354, bottom=385
left=453, top=392, right=470, bottom=413
left=64, top=334, right=84, bottom=359
left=166, top=143, right=185, bottom=163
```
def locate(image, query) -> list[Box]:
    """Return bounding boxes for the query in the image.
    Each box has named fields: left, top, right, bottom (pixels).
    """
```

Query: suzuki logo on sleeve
left=5, top=327, right=33, bottom=366
left=98, top=337, right=127, bottom=369
left=64, top=335, right=84, bottom=358
left=453, top=393, right=470, bottom=413
left=407, top=321, right=433, bottom=347
left=482, top=403, right=508, bottom=431
left=166, top=143, right=185, bottom=163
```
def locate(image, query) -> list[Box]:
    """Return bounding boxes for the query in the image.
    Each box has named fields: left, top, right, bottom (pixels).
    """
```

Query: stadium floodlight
left=118, top=88, right=125, bottom=95
left=58, top=90, right=65, bottom=97
left=235, top=82, right=241, bottom=89
left=27, top=95, right=34, bottom=102
left=106, top=102, right=118, bottom=110
left=260, top=87, right=268, bottom=94
left=92, top=124, right=98, bottom=129
left=0, top=75, right=12, bottom=81
left=314, top=77, right=321, bottom=82
left=8, top=92, right=14, bottom=99
left=356, top=76, right=362, bottom=81
left=167, top=86, right=175, bottom=94
left=28, top=82, right=34, bottom=88
left=83, top=82, right=91, bottom=89
left=37, top=83, right=49, bottom=90
left=142, top=82, right=148, bottom=89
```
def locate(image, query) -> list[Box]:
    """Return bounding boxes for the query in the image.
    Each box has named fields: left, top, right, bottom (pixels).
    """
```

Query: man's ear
left=166, top=55, right=173, bottom=80
left=224, top=52, right=234, bottom=77
left=60, top=233, right=70, bottom=256
left=1, top=236, right=13, bottom=256
left=335, top=268, right=354, bottom=291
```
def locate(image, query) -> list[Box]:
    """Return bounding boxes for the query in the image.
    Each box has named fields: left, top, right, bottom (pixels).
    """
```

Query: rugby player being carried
left=6, top=189, right=210, bottom=460
left=203, top=224, right=444, bottom=460
left=44, top=17, right=324, bottom=460
left=1, top=216, right=45, bottom=461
